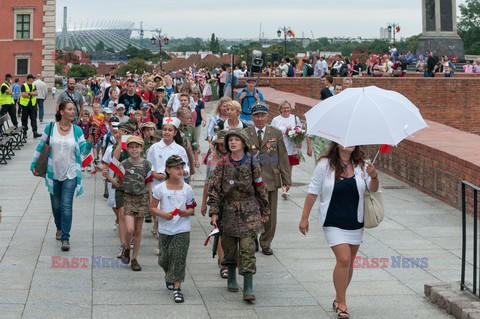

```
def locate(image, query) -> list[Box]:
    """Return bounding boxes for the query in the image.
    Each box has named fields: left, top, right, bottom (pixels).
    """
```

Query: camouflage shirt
left=179, top=123, right=198, bottom=151
left=115, top=158, right=152, bottom=195
left=143, top=137, right=154, bottom=157
left=207, top=153, right=270, bottom=237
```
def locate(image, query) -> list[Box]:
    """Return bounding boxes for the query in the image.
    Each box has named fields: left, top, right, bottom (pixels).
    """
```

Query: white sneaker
left=113, top=223, right=118, bottom=231
left=282, top=192, right=289, bottom=199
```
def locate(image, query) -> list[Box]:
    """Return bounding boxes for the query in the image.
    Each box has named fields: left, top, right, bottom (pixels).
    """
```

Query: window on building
left=16, top=58, right=29, bottom=75
left=16, top=14, right=31, bottom=39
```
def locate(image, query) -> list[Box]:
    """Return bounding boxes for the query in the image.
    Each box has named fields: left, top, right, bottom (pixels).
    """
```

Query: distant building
left=380, top=27, right=390, bottom=41
left=0, top=0, right=55, bottom=89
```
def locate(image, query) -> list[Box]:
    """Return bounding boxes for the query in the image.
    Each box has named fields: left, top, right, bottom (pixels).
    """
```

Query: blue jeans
left=50, top=178, right=76, bottom=241
left=37, top=99, right=44, bottom=121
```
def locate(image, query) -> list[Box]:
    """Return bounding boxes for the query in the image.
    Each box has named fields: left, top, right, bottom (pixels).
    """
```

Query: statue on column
left=426, top=0, right=435, bottom=19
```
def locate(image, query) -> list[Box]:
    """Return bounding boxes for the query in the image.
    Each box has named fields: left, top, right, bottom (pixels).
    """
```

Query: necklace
left=59, top=123, right=72, bottom=132
left=340, top=160, right=350, bottom=173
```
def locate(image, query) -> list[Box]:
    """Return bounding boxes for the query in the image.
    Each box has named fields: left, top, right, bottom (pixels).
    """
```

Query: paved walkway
left=0, top=98, right=466, bottom=318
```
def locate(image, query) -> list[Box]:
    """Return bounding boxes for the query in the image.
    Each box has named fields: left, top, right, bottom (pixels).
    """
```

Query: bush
left=67, top=64, right=97, bottom=79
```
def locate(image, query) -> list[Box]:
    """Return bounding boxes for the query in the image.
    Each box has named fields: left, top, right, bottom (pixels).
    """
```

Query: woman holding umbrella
left=298, top=142, right=379, bottom=319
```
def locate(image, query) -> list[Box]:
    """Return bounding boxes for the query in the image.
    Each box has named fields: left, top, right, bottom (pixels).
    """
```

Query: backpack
left=287, top=64, right=294, bottom=77
left=306, top=64, right=314, bottom=76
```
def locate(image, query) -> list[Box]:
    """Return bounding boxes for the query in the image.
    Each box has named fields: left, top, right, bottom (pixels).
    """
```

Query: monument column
left=417, top=0, right=465, bottom=60
left=435, top=0, right=441, bottom=33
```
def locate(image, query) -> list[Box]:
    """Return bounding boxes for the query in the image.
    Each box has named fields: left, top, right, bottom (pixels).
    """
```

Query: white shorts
left=323, top=227, right=363, bottom=247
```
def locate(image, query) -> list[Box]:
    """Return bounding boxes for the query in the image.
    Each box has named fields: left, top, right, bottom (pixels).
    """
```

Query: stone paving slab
left=0, top=98, right=464, bottom=318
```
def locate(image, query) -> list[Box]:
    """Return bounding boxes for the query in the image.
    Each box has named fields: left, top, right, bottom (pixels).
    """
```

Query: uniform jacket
left=207, top=153, right=270, bottom=237
left=244, top=125, right=292, bottom=192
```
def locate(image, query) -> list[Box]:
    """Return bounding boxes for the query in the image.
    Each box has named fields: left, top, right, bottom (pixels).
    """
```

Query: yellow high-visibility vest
left=19, top=83, right=36, bottom=107
left=0, top=83, right=14, bottom=105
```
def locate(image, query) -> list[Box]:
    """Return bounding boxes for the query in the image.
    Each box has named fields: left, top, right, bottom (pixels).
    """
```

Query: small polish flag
left=81, top=153, right=94, bottom=168
left=108, top=157, right=125, bottom=179
left=121, top=135, right=132, bottom=150
left=379, top=144, right=394, bottom=154
left=145, top=171, right=153, bottom=183
left=170, top=208, right=180, bottom=217
left=203, top=227, right=220, bottom=246
left=254, top=176, right=264, bottom=188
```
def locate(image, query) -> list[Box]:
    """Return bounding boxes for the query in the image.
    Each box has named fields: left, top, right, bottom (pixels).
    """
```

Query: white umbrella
left=305, top=86, right=428, bottom=147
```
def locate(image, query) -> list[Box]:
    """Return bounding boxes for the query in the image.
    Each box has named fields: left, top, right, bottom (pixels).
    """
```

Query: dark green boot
left=227, top=266, right=239, bottom=292
left=243, top=273, right=255, bottom=301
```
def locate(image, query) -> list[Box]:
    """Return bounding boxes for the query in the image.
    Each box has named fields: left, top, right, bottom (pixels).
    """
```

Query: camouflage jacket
left=207, top=153, right=270, bottom=237
left=179, top=123, right=198, bottom=151
left=115, top=158, right=152, bottom=195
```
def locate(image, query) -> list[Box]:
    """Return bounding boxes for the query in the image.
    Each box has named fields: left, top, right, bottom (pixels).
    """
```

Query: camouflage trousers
left=221, top=234, right=256, bottom=275
left=158, top=232, right=190, bottom=283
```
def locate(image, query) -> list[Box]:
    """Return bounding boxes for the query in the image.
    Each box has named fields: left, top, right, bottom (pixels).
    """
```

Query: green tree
left=105, top=47, right=115, bottom=53
left=95, top=40, right=105, bottom=52
left=458, top=0, right=480, bottom=54
left=209, top=33, right=216, bottom=52
left=397, top=35, right=420, bottom=53
left=214, top=37, right=220, bottom=53
left=192, top=38, right=205, bottom=53
left=55, top=62, right=66, bottom=76
left=67, top=64, right=97, bottom=79
left=116, top=58, right=153, bottom=77
left=306, top=37, right=331, bottom=51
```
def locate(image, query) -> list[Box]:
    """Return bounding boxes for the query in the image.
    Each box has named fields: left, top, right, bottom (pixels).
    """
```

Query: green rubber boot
left=243, top=273, right=255, bottom=301
left=227, top=266, right=239, bottom=292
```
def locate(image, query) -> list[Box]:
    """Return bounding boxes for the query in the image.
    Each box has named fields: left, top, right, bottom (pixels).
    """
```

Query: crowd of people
left=2, top=45, right=478, bottom=314
left=19, top=63, right=380, bottom=318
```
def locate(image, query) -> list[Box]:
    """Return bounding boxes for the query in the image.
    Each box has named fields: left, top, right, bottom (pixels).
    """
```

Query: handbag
left=35, top=122, right=53, bottom=178
left=363, top=177, right=384, bottom=228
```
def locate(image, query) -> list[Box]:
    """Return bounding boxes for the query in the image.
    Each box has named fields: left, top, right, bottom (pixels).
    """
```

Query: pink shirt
left=219, top=71, right=227, bottom=84
left=464, top=65, right=473, bottom=74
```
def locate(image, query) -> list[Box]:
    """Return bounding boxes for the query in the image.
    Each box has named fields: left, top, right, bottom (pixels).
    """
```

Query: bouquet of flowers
left=285, top=125, right=307, bottom=162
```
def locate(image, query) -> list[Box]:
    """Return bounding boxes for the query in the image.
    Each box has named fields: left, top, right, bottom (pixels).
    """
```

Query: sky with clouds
left=56, top=0, right=467, bottom=40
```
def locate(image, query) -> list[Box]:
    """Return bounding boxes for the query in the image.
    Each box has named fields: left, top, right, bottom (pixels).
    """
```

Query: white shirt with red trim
left=153, top=182, right=196, bottom=235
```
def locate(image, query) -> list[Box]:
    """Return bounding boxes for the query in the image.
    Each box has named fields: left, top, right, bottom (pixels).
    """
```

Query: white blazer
left=308, top=158, right=377, bottom=226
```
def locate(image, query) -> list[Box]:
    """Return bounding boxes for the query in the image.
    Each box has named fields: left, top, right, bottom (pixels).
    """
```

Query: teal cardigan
left=30, top=122, right=92, bottom=197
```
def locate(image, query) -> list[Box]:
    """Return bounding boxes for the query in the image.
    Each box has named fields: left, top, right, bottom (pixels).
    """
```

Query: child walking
left=104, top=136, right=153, bottom=271
left=207, top=129, right=270, bottom=301
left=150, top=155, right=196, bottom=303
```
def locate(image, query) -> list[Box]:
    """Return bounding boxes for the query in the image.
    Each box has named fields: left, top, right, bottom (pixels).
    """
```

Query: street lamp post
left=277, top=26, right=290, bottom=56
left=387, top=23, right=399, bottom=45
left=150, top=29, right=168, bottom=72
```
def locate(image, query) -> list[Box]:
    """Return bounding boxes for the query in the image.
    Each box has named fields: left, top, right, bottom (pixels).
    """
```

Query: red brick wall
left=0, top=0, right=45, bottom=82
left=364, top=139, right=480, bottom=213
left=241, top=77, right=480, bottom=135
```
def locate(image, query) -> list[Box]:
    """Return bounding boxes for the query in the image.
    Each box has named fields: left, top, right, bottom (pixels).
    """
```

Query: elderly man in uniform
left=243, top=102, right=291, bottom=255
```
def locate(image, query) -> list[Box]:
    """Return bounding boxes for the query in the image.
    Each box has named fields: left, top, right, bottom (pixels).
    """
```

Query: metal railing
left=461, top=181, right=480, bottom=300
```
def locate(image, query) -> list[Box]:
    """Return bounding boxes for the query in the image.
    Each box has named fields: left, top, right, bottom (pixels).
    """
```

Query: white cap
left=162, top=117, right=181, bottom=128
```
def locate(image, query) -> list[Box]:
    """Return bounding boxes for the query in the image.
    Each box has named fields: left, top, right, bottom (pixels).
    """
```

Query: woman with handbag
left=30, top=101, right=92, bottom=251
left=298, top=142, right=379, bottom=319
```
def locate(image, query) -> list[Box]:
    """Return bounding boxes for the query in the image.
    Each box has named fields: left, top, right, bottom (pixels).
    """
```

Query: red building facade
left=0, top=0, right=55, bottom=89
